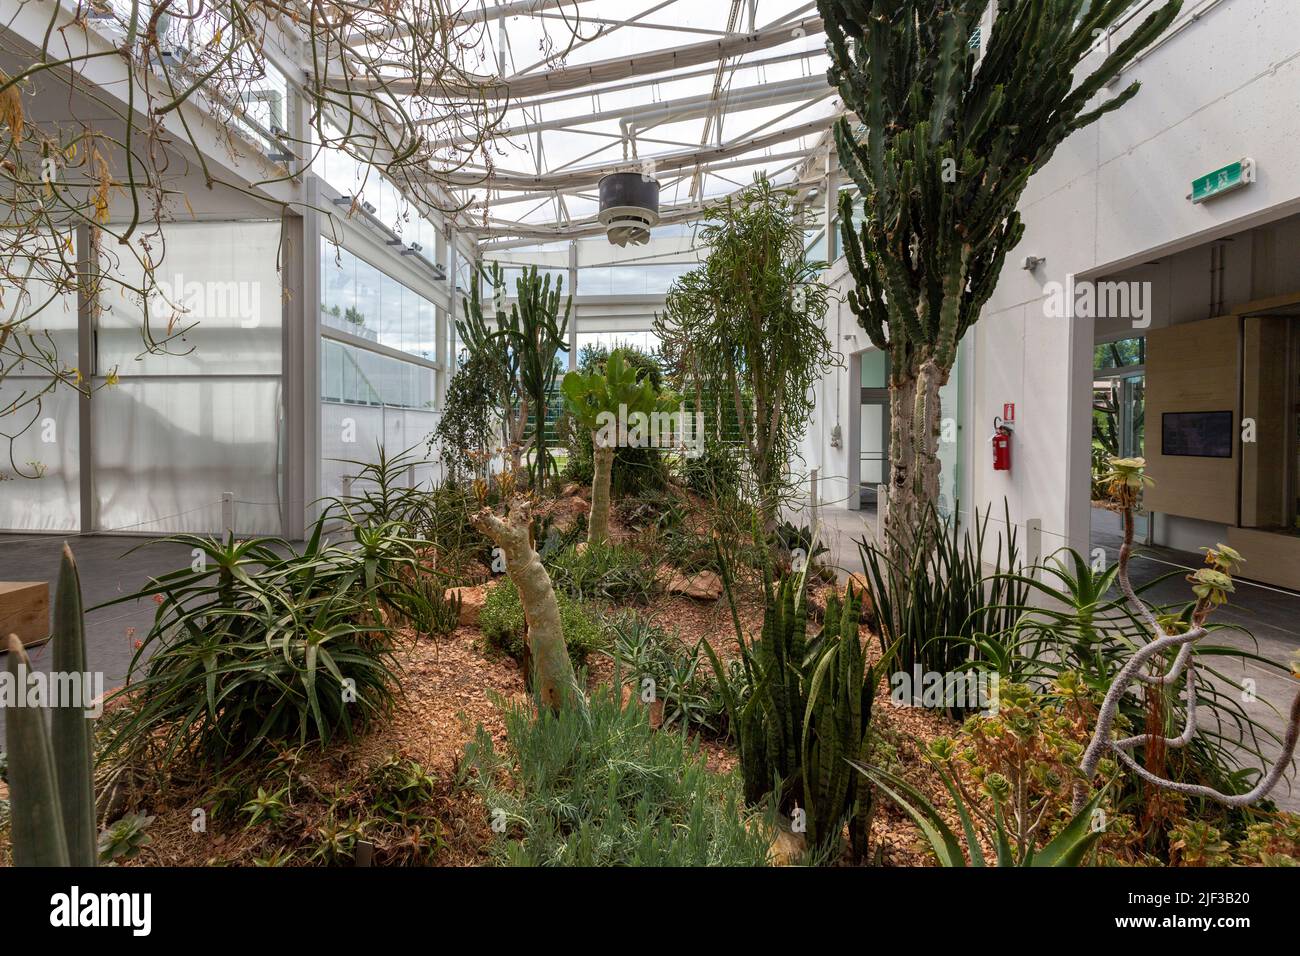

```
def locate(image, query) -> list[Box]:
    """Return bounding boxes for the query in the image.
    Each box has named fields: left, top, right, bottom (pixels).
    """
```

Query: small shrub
left=546, top=542, right=658, bottom=604
left=98, top=813, right=155, bottom=864
left=479, top=579, right=603, bottom=666
left=677, top=438, right=741, bottom=501
left=460, top=687, right=773, bottom=866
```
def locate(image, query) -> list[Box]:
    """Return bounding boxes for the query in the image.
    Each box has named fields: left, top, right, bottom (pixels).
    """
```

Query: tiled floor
left=1, top=533, right=207, bottom=740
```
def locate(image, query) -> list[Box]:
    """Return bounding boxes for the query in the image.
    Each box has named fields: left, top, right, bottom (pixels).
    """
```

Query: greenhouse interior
left=1, top=0, right=1299, bottom=899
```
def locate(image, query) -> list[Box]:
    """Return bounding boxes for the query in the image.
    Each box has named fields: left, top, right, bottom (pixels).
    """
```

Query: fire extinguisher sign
left=1003, top=403, right=1015, bottom=423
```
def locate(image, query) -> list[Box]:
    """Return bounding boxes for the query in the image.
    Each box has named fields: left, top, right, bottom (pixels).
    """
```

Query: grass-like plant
left=459, top=686, right=772, bottom=866
left=546, top=541, right=658, bottom=605
left=857, top=501, right=1028, bottom=718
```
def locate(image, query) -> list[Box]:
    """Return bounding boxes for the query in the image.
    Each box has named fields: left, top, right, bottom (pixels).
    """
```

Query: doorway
left=858, top=349, right=890, bottom=512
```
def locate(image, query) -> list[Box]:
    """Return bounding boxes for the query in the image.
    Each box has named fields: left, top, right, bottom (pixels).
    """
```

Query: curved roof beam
left=428, top=113, right=838, bottom=191
left=347, top=14, right=824, bottom=99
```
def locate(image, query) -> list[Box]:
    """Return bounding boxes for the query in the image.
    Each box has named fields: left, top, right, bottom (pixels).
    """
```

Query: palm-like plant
left=561, top=349, right=673, bottom=546
left=821, top=0, right=1182, bottom=556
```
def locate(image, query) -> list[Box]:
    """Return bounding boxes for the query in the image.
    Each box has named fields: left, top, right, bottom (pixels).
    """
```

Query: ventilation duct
left=598, top=172, right=660, bottom=247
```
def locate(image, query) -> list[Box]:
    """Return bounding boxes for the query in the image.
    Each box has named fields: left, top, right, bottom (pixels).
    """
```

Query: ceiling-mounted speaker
left=598, top=172, right=660, bottom=247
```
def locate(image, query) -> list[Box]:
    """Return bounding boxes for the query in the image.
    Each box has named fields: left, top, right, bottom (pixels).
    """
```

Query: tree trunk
left=472, top=497, right=579, bottom=711
left=588, top=441, right=615, bottom=546
left=882, top=357, right=945, bottom=560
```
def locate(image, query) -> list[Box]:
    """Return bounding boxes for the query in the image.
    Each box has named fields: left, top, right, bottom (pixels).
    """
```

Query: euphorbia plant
left=561, top=350, right=673, bottom=546
left=1074, top=458, right=1300, bottom=811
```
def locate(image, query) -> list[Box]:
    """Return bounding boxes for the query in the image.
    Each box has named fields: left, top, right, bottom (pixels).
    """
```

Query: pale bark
left=883, top=359, right=945, bottom=562
left=1072, top=500, right=1300, bottom=811
left=472, top=496, right=580, bottom=711
left=588, top=441, right=615, bottom=546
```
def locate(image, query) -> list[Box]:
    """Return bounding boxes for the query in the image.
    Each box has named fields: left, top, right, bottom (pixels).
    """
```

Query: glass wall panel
left=321, top=339, right=434, bottom=409
left=0, top=382, right=80, bottom=531
left=97, top=221, right=282, bottom=376
left=93, top=378, right=282, bottom=535
left=1, top=231, right=81, bottom=530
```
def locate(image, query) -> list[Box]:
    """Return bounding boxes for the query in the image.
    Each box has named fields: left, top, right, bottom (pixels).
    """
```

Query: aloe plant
left=851, top=760, right=1106, bottom=867
left=5, top=544, right=97, bottom=867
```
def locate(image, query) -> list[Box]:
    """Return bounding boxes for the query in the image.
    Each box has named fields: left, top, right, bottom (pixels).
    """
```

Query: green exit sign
left=1191, top=158, right=1256, bottom=204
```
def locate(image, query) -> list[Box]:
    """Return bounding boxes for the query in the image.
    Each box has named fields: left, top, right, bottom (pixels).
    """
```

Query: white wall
left=978, top=0, right=1300, bottom=555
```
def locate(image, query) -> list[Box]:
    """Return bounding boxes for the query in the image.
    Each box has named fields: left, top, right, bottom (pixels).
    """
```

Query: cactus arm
left=5, top=635, right=72, bottom=867
left=50, top=544, right=97, bottom=866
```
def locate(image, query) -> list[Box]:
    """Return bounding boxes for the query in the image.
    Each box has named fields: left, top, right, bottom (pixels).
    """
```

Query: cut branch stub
left=471, top=495, right=580, bottom=711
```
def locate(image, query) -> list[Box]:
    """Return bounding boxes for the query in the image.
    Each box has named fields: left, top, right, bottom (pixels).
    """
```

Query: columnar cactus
left=819, top=0, right=1182, bottom=553
left=5, top=544, right=97, bottom=866
left=458, top=263, right=570, bottom=491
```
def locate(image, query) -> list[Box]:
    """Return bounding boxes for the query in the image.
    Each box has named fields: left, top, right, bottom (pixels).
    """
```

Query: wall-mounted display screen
left=1161, top=411, right=1234, bottom=458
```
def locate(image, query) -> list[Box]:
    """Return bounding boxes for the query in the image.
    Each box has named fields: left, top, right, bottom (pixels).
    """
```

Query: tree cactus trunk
left=472, top=497, right=580, bottom=711
left=588, top=441, right=615, bottom=547
left=883, top=357, right=945, bottom=566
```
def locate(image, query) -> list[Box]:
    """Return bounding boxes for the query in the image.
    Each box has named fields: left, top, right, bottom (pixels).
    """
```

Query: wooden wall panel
left=1144, top=315, right=1239, bottom=524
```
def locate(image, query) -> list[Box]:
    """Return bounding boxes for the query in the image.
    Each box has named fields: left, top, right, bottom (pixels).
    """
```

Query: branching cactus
left=820, top=0, right=1182, bottom=557
left=5, top=544, right=97, bottom=866
left=459, top=263, right=571, bottom=490
left=471, top=496, right=581, bottom=712
left=1073, top=458, right=1300, bottom=812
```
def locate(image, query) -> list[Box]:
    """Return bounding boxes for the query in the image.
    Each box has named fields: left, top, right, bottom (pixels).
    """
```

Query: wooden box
left=0, top=581, right=51, bottom=647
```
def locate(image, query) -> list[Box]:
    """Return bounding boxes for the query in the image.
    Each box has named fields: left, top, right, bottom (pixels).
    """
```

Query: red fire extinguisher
left=992, top=410, right=1014, bottom=472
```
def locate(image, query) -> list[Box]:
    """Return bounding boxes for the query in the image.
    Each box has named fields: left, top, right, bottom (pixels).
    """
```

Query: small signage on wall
left=1190, top=159, right=1255, bottom=204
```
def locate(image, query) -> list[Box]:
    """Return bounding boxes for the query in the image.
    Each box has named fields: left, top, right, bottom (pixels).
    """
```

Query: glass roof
left=426, top=0, right=835, bottom=240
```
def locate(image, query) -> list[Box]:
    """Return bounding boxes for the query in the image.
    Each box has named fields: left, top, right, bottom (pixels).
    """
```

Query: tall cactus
left=819, top=0, right=1182, bottom=556
left=510, top=265, right=570, bottom=493
left=458, top=262, right=571, bottom=491
left=458, top=262, right=523, bottom=472
left=5, top=544, right=97, bottom=866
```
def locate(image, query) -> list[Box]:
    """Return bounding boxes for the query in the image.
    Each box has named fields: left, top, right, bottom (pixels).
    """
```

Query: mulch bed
left=0, top=570, right=963, bottom=867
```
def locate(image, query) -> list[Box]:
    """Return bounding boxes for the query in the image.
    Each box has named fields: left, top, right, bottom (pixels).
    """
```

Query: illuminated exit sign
left=1190, top=158, right=1255, bottom=204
